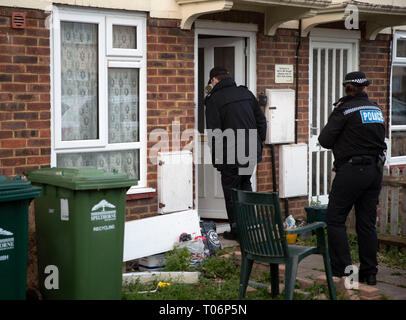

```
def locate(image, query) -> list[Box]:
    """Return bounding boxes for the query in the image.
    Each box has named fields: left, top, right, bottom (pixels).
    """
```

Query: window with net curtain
left=391, top=33, right=406, bottom=158
left=57, top=21, right=140, bottom=179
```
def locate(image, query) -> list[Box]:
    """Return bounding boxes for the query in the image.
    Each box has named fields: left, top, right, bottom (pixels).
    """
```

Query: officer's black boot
left=359, top=274, right=377, bottom=286
left=223, top=221, right=239, bottom=240
left=222, top=230, right=238, bottom=241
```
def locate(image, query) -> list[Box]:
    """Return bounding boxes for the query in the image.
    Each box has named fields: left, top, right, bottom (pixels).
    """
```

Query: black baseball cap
left=343, top=71, right=370, bottom=87
left=207, top=67, right=229, bottom=85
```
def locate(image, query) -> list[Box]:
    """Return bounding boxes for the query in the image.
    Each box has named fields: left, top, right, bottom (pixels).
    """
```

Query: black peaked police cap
left=342, top=71, right=371, bottom=87
left=208, top=67, right=229, bottom=85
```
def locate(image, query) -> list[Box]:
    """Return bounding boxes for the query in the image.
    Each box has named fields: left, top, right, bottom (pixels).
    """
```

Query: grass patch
left=122, top=278, right=241, bottom=300
left=122, top=253, right=265, bottom=300
left=122, top=248, right=242, bottom=300
left=296, top=282, right=330, bottom=300
left=377, top=246, right=406, bottom=270
left=381, top=293, right=389, bottom=300
left=122, top=247, right=330, bottom=300
left=198, top=254, right=239, bottom=280
left=122, top=234, right=406, bottom=300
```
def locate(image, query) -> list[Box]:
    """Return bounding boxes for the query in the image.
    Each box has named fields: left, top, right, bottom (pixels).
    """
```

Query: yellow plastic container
left=285, top=232, right=297, bottom=245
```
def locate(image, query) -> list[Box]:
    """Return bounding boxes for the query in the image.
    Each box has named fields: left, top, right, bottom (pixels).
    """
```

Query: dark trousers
left=326, top=160, right=382, bottom=277
left=220, top=165, right=253, bottom=233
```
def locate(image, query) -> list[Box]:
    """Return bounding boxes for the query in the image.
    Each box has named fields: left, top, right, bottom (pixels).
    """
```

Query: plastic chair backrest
left=231, top=189, right=288, bottom=258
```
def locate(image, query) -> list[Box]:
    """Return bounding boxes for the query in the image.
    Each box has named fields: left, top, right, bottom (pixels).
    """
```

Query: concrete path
left=219, top=235, right=406, bottom=300
left=297, top=254, right=406, bottom=300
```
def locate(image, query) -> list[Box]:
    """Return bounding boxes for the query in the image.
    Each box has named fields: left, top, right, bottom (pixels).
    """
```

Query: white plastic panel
left=123, top=209, right=201, bottom=261
left=158, top=151, right=193, bottom=214
left=265, top=88, right=295, bottom=144
left=279, top=143, right=308, bottom=198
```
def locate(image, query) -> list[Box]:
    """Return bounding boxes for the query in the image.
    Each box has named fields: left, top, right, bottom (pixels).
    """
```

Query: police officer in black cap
left=319, top=71, right=387, bottom=285
left=205, top=67, right=267, bottom=240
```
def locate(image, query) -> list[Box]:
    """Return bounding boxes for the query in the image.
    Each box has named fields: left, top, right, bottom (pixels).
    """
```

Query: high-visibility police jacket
left=318, top=92, right=386, bottom=165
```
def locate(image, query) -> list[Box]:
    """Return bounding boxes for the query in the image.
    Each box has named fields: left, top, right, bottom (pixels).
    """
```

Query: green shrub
left=164, top=246, right=192, bottom=272
left=198, top=254, right=239, bottom=280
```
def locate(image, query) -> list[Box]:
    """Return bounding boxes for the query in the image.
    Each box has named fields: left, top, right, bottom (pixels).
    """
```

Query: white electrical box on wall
left=158, top=151, right=193, bottom=214
left=265, top=88, right=295, bottom=144
left=279, top=143, right=308, bottom=198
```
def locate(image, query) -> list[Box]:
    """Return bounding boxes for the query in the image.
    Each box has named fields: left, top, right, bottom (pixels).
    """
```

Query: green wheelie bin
left=0, top=176, right=41, bottom=300
left=24, top=168, right=137, bottom=300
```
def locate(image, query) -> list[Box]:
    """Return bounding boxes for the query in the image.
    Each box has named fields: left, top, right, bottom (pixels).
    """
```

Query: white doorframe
left=194, top=20, right=257, bottom=212
left=308, top=28, right=360, bottom=204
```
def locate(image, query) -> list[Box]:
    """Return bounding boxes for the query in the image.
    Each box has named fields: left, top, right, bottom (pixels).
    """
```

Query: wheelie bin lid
left=0, top=175, right=42, bottom=202
left=24, top=168, right=138, bottom=191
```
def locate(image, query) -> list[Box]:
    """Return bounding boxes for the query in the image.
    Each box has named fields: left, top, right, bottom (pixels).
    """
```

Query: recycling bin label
left=0, top=227, right=14, bottom=262
left=91, top=200, right=117, bottom=232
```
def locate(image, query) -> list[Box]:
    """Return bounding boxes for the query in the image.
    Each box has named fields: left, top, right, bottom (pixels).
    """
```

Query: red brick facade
left=0, top=7, right=393, bottom=223
left=0, top=5, right=396, bottom=294
left=0, top=7, right=51, bottom=292
left=359, top=33, right=391, bottom=133
left=256, top=27, right=311, bottom=217
left=0, top=8, right=51, bottom=176
left=125, top=17, right=195, bottom=220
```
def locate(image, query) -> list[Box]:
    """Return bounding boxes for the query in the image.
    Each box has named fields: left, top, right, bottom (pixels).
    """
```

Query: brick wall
left=0, top=7, right=51, bottom=176
left=0, top=8, right=393, bottom=224
left=359, top=33, right=391, bottom=133
left=0, top=6, right=50, bottom=294
left=0, top=5, right=395, bottom=291
left=256, top=28, right=310, bottom=218
left=125, top=17, right=195, bottom=221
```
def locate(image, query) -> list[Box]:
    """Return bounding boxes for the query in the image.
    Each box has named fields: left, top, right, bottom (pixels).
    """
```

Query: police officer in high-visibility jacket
left=318, top=71, right=387, bottom=286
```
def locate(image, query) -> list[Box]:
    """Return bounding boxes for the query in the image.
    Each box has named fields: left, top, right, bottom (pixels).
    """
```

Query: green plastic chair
left=231, top=189, right=336, bottom=300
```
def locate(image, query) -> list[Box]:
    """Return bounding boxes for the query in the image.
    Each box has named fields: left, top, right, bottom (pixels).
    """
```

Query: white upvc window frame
left=390, top=31, right=406, bottom=165
left=106, top=16, right=145, bottom=57
left=51, top=6, right=148, bottom=193
left=53, top=11, right=107, bottom=150
left=393, top=32, right=406, bottom=62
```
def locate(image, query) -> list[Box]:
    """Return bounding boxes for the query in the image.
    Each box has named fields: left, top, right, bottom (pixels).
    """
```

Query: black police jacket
left=204, top=78, right=267, bottom=170
left=318, top=92, right=386, bottom=165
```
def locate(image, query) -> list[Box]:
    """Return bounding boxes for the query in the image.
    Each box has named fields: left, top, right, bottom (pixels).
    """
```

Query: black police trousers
left=220, top=165, right=253, bottom=233
left=326, top=158, right=382, bottom=278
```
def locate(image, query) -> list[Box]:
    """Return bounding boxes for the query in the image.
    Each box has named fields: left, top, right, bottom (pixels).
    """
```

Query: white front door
left=197, top=37, right=246, bottom=219
left=309, top=41, right=357, bottom=204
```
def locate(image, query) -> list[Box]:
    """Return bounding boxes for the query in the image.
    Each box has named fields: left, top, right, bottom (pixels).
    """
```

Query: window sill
left=389, top=163, right=406, bottom=170
left=126, top=187, right=156, bottom=200
left=389, top=158, right=406, bottom=167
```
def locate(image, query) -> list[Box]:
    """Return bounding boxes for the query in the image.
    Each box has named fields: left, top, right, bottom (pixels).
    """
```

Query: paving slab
left=375, top=281, right=406, bottom=300
left=376, top=266, right=406, bottom=287
left=218, top=235, right=239, bottom=249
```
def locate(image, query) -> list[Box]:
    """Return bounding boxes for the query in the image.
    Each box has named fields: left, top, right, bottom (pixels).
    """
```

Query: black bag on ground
left=200, top=220, right=222, bottom=255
